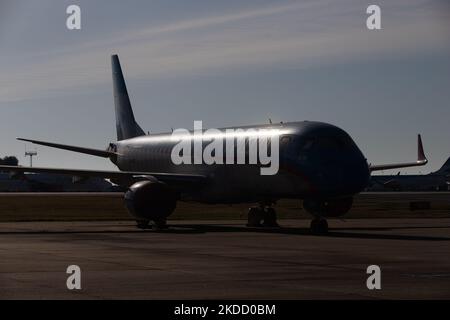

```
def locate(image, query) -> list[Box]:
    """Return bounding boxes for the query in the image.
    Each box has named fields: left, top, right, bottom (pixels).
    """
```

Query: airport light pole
left=25, top=150, right=37, bottom=167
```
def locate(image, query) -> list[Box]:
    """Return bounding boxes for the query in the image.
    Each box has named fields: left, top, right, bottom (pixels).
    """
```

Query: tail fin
left=111, top=54, right=145, bottom=141
left=435, top=157, right=450, bottom=174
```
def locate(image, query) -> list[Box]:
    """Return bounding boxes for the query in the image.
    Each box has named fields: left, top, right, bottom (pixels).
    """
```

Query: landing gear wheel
left=153, top=218, right=168, bottom=230
left=262, top=207, right=279, bottom=227
left=310, top=218, right=328, bottom=235
left=136, top=220, right=150, bottom=229
left=247, top=207, right=263, bottom=227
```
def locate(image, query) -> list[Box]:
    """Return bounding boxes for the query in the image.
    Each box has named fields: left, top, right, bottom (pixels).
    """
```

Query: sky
left=0, top=0, right=449, bottom=174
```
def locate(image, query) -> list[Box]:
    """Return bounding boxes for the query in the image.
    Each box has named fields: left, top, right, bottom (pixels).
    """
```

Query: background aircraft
left=0, top=55, right=428, bottom=234
left=368, top=157, right=450, bottom=191
left=0, top=172, right=116, bottom=192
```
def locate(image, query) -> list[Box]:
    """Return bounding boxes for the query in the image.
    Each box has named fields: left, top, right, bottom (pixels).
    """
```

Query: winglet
left=418, top=134, right=427, bottom=163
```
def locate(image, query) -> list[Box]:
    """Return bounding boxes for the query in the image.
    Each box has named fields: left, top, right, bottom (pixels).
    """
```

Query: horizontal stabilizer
left=17, top=138, right=116, bottom=158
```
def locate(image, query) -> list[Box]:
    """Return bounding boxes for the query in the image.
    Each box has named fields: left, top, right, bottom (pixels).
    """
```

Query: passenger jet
left=0, top=55, right=428, bottom=234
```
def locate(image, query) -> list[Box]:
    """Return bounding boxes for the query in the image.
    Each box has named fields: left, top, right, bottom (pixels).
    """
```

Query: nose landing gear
left=247, top=205, right=279, bottom=228
left=310, top=218, right=328, bottom=235
left=303, top=197, right=353, bottom=235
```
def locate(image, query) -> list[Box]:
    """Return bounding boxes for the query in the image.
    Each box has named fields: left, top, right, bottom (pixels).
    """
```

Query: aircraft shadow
left=168, top=223, right=450, bottom=241
left=0, top=223, right=448, bottom=241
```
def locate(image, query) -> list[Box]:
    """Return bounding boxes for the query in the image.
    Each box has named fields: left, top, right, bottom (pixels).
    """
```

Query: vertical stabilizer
left=435, top=157, right=450, bottom=174
left=111, top=55, right=145, bottom=141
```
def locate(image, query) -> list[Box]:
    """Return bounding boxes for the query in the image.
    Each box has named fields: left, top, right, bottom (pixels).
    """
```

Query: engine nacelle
left=303, top=197, right=353, bottom=218
left=124, top=180, right=177, bottom=221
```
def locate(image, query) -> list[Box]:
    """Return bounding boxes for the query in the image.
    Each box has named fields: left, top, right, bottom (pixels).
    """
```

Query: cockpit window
left=302, top=139, right=314, bottom=150
left=297, top=135, right=354, bottom=154
left=335, top=135, right=354, bottom=149
left=280, top=136, right=292, bottom=146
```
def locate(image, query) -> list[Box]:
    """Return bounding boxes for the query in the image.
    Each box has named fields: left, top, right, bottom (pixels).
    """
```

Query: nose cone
left=342, top=157, right=370, bottom=195
left=312, top=155, right=369, bottom=197
left=290, top=121, right=371, bottom=197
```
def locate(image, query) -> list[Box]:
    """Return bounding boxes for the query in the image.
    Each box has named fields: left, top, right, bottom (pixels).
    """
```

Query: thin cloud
left=0, top=0, right=448, bottom=102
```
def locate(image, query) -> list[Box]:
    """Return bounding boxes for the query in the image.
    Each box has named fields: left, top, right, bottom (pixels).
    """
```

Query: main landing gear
left=136, top=219, right=168, bottom=230
left=136, top=220, right=150, bottom=229
left=310, top=217, right=328, bottom=235
left=247, top=205, right=279, bottom=228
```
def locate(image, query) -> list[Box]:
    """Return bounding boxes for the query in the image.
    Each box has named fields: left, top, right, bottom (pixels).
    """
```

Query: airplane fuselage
left=112, top=121, right=370, bottom=203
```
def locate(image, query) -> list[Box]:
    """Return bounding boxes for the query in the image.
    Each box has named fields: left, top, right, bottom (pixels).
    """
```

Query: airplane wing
left=0, top=165, right=208, bottom=189
left=369, top=134, right=428, bottom=172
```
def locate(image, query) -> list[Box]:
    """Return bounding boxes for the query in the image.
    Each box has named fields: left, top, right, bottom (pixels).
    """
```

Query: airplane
left=0, top=55, right=428, bottom=234
left=0, top=171, right=117, bottom=192
left=368, top=157, right=450, bottom=191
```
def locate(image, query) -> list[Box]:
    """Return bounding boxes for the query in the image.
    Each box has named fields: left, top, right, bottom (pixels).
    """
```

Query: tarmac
left=1, top=218, right=450, bottom=299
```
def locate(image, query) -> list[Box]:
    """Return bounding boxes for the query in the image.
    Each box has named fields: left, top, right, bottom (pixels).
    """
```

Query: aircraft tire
left=136, top=220, right=150, bottom=229
left=262, top=207, right=279, bottom=227
left=153, top=218, right=168, bottom=230
left=310, top=218, right=328, bottom=235
left=247, top=207, right=263, bottom=227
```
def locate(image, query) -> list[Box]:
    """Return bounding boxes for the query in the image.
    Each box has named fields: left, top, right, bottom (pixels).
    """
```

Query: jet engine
left=303, top=197, right=353, bottom=218
left=124, top=180, right=177, bottom=221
